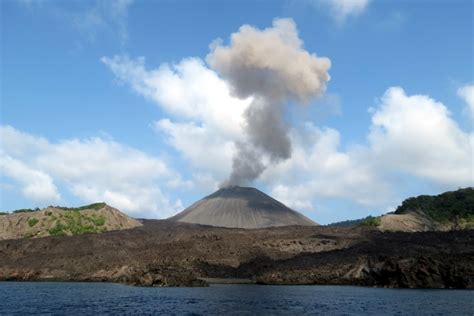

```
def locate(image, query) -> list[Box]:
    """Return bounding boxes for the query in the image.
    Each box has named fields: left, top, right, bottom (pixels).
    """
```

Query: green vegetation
left=395, top=188, right=474, bottom=223
left=28, top=218, right=39, bottom=227
left=48, top=221, right=66, bottom=236
left=89, top=214, right=106, bottom=226
left=327, top=218, right=368, bottom=227
left=5, top=202, right=106, bottom=215
left=46, top=211, right=107, bottom=237
left=1, top=202, right=111, bottom=239
left=328, top=216, right=381, bottom=227
left=359, top=216, right=381, bottom=227
left=52, top=202, right=107, bottom=212
left=22, top=232, right=35, bottom=239
left=13, top=208, right=40, bottom=214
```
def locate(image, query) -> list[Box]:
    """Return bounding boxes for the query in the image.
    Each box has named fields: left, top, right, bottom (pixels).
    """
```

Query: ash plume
left=224, top=142, right=266, bottom=187
left=207, top=18, right=331, bottom=186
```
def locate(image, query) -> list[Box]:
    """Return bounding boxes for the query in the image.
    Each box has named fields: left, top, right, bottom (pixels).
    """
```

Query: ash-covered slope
left=169, top=186, right=317, bottom=229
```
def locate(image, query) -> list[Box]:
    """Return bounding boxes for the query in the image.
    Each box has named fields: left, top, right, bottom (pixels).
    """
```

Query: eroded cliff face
left=0, top=220, right=472, bottom=288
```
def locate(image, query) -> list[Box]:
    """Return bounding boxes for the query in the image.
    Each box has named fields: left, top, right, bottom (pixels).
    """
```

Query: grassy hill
left=328, top=188, right=473, bottom=231
left=394, top=188, right=474, bottom=224
left=0, top=203, right=142, bottom=240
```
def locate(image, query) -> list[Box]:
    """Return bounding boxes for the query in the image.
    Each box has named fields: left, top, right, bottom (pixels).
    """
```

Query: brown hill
left=169, top=186, right=317, bottom=229
left=0, top=203, right=142, bottom=240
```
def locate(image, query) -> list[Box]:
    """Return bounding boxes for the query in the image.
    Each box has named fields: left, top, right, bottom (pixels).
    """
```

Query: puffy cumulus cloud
left=101, top=21, right=470, bottom=221
left=154, top=119, right=235, bottom=181
left=0, top=155, right=60, bottom=202
left=0, top=125, right=184, bottom=218
left=102, top=55, right=253, bottom=189
left=262, top=87, right=473, bottom=216
left=101, top=56, right=251, bottom=137
left=457, top=84, right=474, bottom=120
left=320, top=0, right=371, bottom=23
left=369, top=87, right=473, bottom=187
left=262, top=125, right=390, bottom=212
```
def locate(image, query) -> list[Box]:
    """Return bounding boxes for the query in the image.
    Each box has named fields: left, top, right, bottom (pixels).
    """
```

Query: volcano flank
left=168, top=186, right=317, bottom=229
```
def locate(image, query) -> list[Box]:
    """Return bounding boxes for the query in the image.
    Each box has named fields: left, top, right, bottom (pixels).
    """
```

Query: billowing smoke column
left=207, top=18, right=331, bottom=186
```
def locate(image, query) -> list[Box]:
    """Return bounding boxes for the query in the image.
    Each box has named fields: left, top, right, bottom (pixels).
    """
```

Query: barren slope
left=170, top=186, right=316, bottom=229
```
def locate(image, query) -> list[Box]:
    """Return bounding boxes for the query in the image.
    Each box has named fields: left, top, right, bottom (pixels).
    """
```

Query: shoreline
left=1, top=279, right=473, bottom=290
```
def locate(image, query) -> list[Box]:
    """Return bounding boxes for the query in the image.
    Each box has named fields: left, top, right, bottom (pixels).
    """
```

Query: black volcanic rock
left=169, top=186, right=317, bottom=229
left=1, top=221, right=472, bottom=288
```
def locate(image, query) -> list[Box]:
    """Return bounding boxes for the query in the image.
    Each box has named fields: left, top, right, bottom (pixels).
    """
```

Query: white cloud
left=72, top=0, right=134, bottom=45
left=263, top=87, right=473, bottom=214
left=457, top=84, right=474, bottom=121
left=17, top=0, right=134, bottom=45
left=101, top=56, right=251, bottom=137
left=0, top=154, right=60, bottom=202
left=320, top=0, right=370, bottom=23
left=155, top=119, right=235, bottom=180
left=101, top=55, right=472, bottom=221
left=0, top=125, right=183, bottom=218
left=102, top=55, right=252, bottom=189
left=369, top=87, right=473, bottom=187
left=262, top=124, right=390, bottom=212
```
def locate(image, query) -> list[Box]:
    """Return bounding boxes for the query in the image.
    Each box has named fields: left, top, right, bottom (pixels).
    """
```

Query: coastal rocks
left=230, top=255, right=474, bottom=289
left=0, top=265, right=208, bottom=287
left=360, top=255, right=474, bottom=288
left=110, top=265, right=208, bottom=287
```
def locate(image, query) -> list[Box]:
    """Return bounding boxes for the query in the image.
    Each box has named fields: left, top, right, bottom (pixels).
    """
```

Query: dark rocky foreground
left=0, top=220, right=472, bottom=288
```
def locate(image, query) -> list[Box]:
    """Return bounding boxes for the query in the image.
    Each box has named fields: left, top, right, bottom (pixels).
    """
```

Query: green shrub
left=359, top=216, right=381, bottom=227
left=0, top=212, right=8, bottom=216
left=27, top=218, right=39, bottom=227
left=22, top=232, right=35, bottom=239
left=13, top=208, right=40, bottom=214
left=55, top=202, right=106, bottom=212
left=60, top=211, right=104, bottom=235
left=48, top=222, right=66, bottom=236
left=395, top=188, right=474, bottom=223
left=89, top=215, right=106, bottom=226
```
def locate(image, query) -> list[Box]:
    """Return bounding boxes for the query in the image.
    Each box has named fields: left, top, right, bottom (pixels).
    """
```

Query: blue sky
left=1, top=0, right=473, bottom=224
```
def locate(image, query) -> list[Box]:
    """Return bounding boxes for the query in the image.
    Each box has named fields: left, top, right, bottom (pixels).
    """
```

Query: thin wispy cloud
left=458, top=84, right=474, bottom=121
left=16, top=0, right=134, bottom=45
left=319, top=0, right=371, bottom=23
left=72, top=0, right=134, bottom=45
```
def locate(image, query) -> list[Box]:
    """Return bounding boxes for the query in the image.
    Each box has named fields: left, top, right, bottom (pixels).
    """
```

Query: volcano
left=169, top=186, right=317, bottom=229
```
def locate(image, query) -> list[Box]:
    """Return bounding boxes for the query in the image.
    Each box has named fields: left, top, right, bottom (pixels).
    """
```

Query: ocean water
left=0, top=282, right=473, bottom=315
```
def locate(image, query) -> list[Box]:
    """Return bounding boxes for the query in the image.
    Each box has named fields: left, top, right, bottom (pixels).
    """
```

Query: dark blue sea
left=0, top=282, right=472, bottom=315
